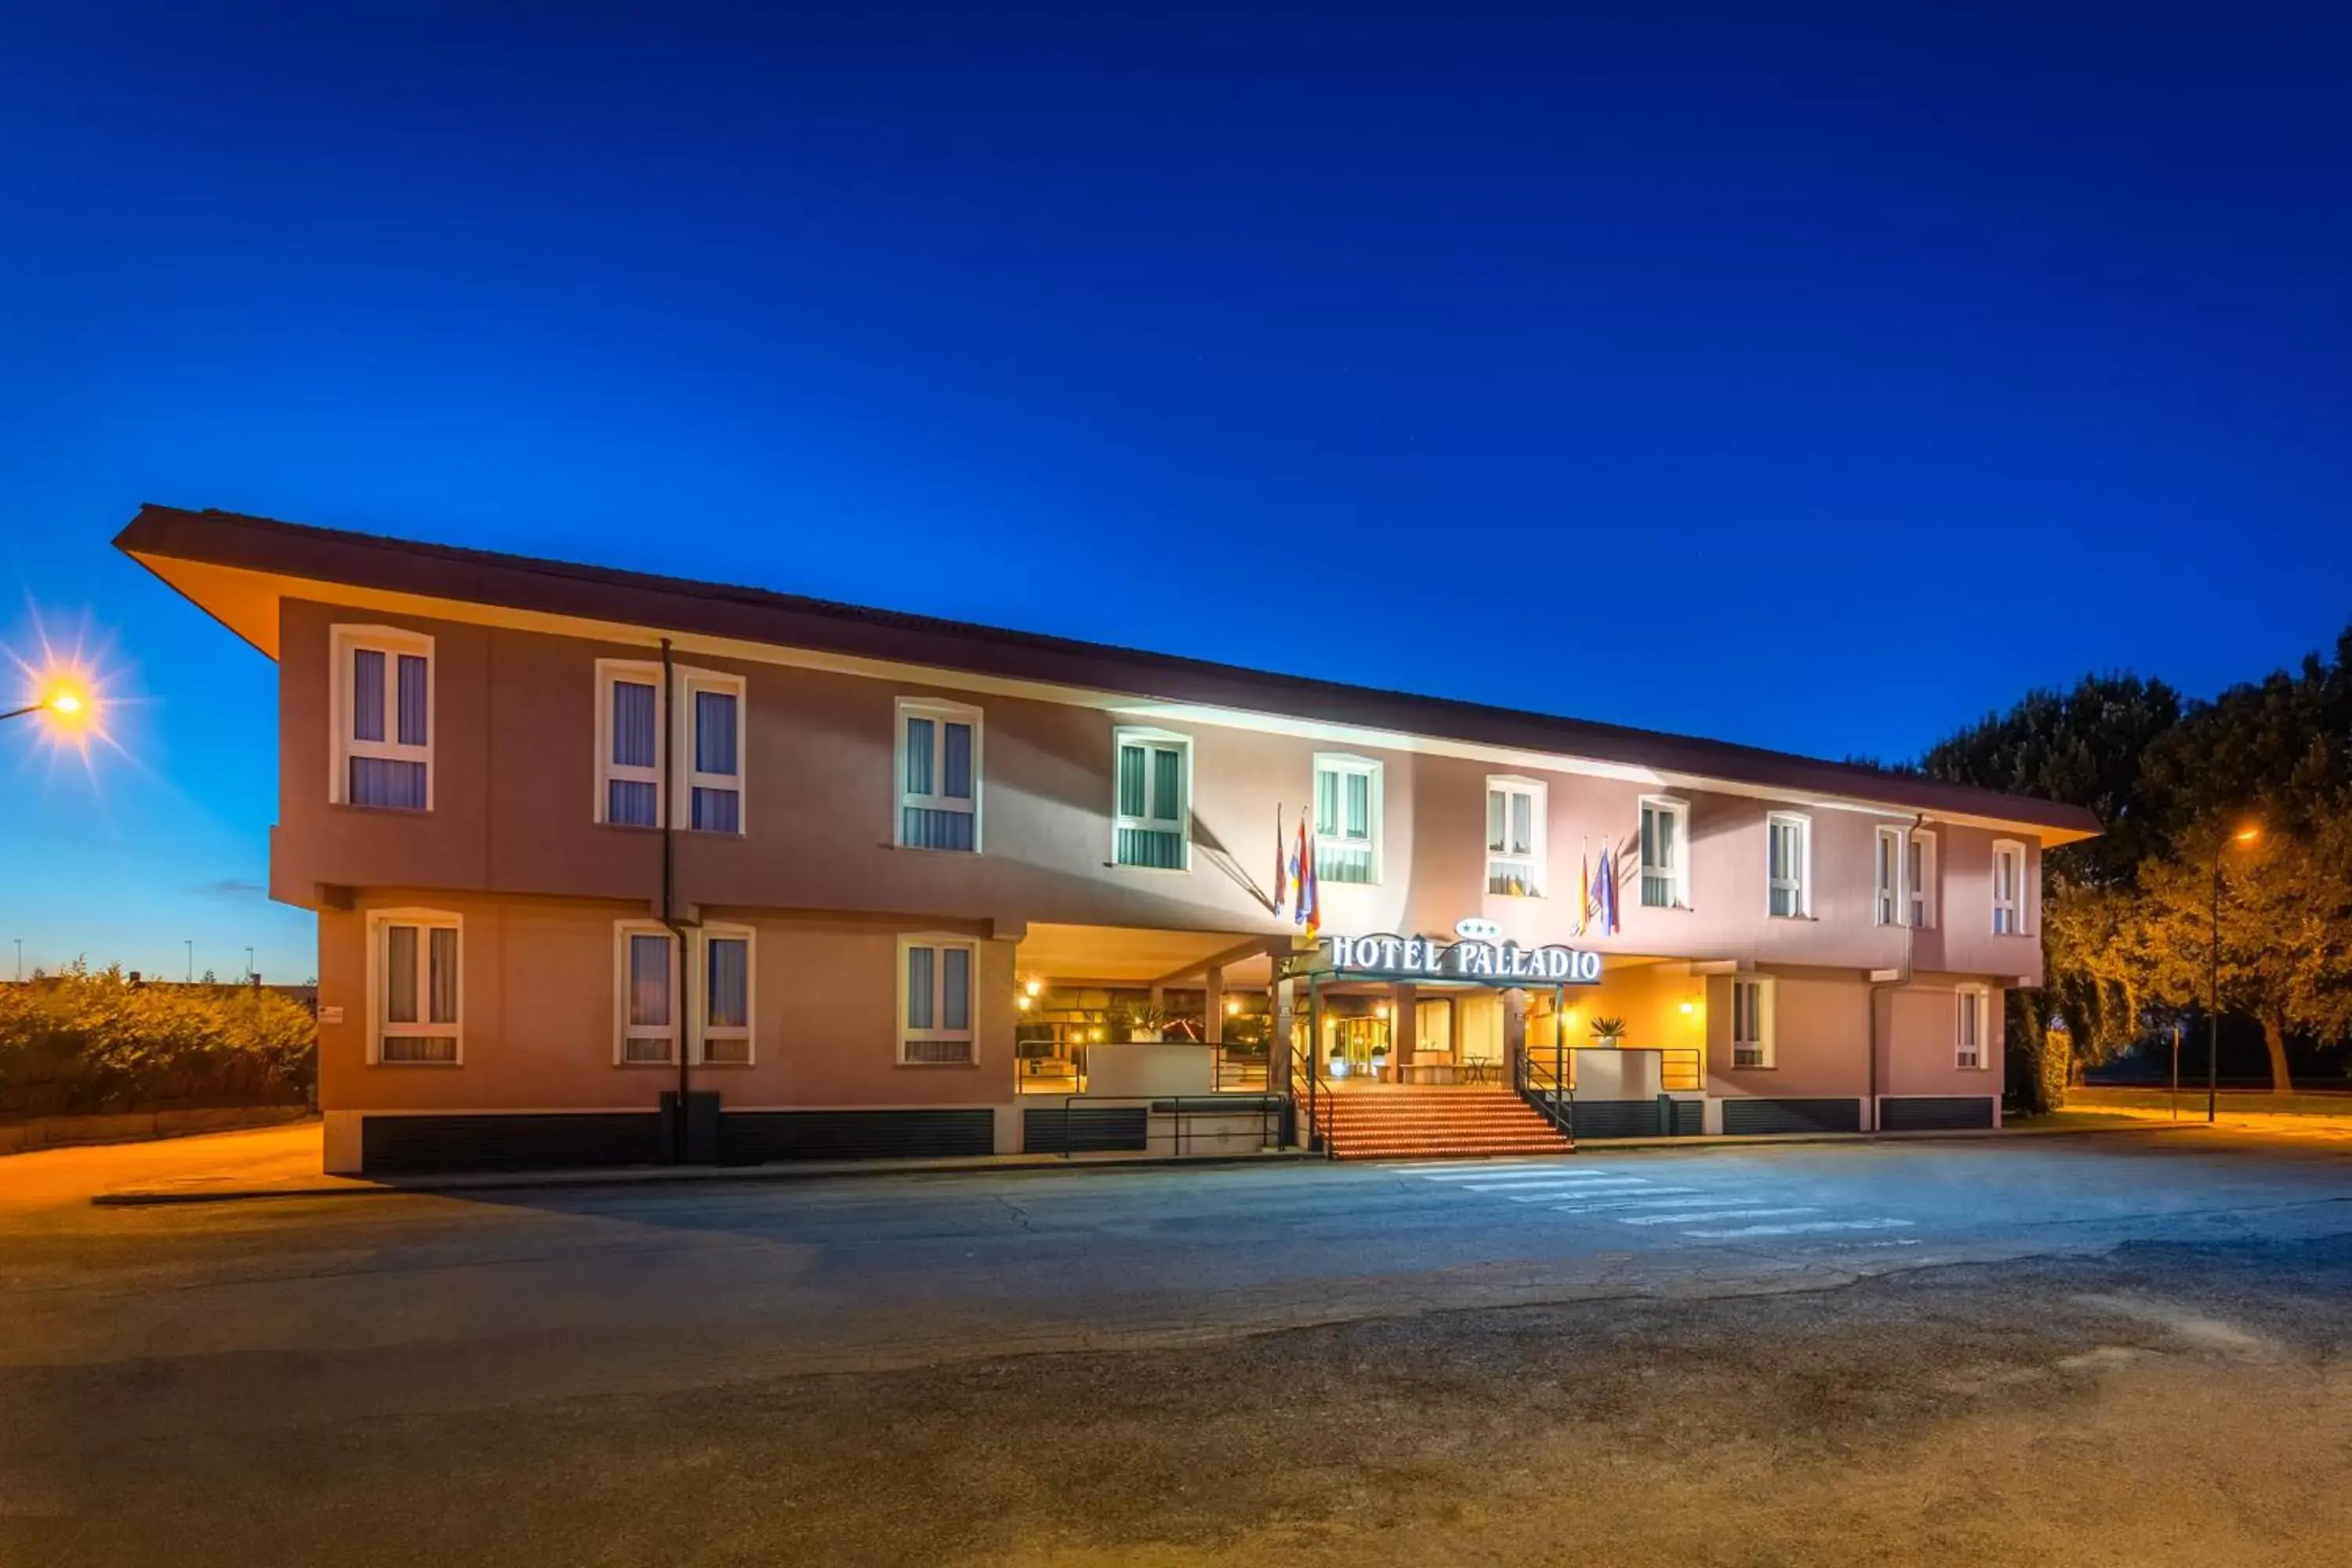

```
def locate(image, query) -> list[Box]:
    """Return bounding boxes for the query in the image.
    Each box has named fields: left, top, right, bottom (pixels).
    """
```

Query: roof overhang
left=116, top=504, right=2105, bottom=847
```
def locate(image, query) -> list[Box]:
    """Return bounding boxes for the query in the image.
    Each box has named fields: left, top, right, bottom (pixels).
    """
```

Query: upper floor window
left=1766, top=812, right=1811, bottom=918
left=615, top=922, right=680, bottom=1065
left=332, top=626, right=432, bottom=811
left=696, top=925, right=755, bottom=1065
left=1486, top=777, right=1545, bottom=897
left=897, top=699, right=981, bottom=852
left=1731, top=975, right=1774, bottom=1068
left=1955, top=984, right=1988, bottom=1069
left=1112, top=728, right=1189, bottom=869
left=1313, top=754, right=1381, bottom=885
left=680, top=670, right=745, bottom=835
left=900, top=935, right=978, bottom=1065
left=1991, top=840, right=2027, bottom=935
left=596, top=660, right=664, bottom=828
left=1639, top=796, right=1689, bottom=909
left=1875, top=826, right=1904, bottom=926
left=369, top=909, right=459, bottom=1064
left=1907, top=829, right=1938, bottom=929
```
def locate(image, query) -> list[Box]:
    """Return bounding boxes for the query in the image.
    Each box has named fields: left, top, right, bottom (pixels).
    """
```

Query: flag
left=1592, top=839, right=1619, bottom=936
left=1576, top=838, right=1592, bottom=935
left=1301, top=828, right=1321, bottom=938
left=1273, top=804, right=1289, bottom=914
left=1292, top=818, right=1310, bottom=927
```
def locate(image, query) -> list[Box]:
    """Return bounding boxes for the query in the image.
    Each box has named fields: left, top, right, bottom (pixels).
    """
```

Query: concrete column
left=1271, top=975, right=1295, bottom=1097
left=1392, top=982, right=1417, bottom=1080
left=1204, top=967, right=1224, bottom=1047
left=1503, top=988, right=1528, bottom=1080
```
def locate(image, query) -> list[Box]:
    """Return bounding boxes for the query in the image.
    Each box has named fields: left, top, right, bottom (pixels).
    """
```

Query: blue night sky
left=3, top=2, right=2348, bottom=982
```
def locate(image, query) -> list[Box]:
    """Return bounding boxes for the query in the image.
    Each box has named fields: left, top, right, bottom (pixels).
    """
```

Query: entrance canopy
left=1016, top=922, right=1281, bottom=989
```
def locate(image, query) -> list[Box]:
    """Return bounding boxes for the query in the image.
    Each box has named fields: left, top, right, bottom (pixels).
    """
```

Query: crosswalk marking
left=1682, top=1218, right=1915, bottom=1238
left=1544, top=1190, right=1709, bottom=1212
left=1614, top=1206, right=1817, bottom=1226
left=1401, top=1163, right=1591, bottom=1180
left=1458, top=1175, right=1648, bottom=1192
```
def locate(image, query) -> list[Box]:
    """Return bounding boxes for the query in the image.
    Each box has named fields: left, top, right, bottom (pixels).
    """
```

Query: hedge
left=0, top=964, right=315, bottom=1117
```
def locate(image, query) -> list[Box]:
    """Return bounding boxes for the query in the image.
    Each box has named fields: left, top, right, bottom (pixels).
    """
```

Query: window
left=1486, top=777, right=1545, bottom=896
left=596, top=661, right=664, bottom=827
left=696, top=925, right=755, bottom=1065
left=1766, top=812, right=1810, bottom=918
left=1955, top=985, right=1988, bottom=1069
left=1908, top=829, right=1938, bottom=929
left=1731, top=976, right=1773, bottom=1068
left=897, top=699, right=981, bottom=851
left=678, top=671, right=746, bottom=833
left=1313, top=754, right=1381, bottom=884
left=1112, top=728, right=1189, bottom=869
left=615, top=923, right=680, bottom=1065
left=332, top=626, right=432, bottom=811
left=369, top=909, right=459, bottom=1064
left=1639, top=797, right=1689, bottom=909
left=900, top=935, right=978, bottom=1065
left=1875, top=826, right=1904, bottom=926
left=1992, top=840, right=2027, bottom=935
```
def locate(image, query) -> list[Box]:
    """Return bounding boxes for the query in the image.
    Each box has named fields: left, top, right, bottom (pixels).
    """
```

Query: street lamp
left=2209, top=824, right=2261, bottom=1123
left=1, top=681, right=91, bottom=727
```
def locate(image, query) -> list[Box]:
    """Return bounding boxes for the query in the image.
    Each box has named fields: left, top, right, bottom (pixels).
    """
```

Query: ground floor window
left=1731, top=975, right=1773, bottom=1068
left=1955, top=985, right=1987, bottom=1070
left=698, top=926, right=755, bottom=1065
left=371, top=909, right=460, bottom=1063
left=615, top=923, right=679, bottom=1065
left=902, top=935, right=978, bottom=1065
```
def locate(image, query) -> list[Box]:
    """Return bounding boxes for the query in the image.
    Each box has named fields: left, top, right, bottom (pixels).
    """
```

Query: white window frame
left=1991, top=839, right=2028, bottom=935
left=1874, top=825, right=1905, bottom=927
left=1730, top=975, right=1774, bottom=1069
left=673, top=667, right=748, bottom=836
left=1638, top=795, right=1690, bottom=909
left=1485, top=775, right=1547, bottom=898
left=329, top=624, right=434, bottom=810
left=1111, top=726, right=1192, bottom=871
left=1908, top=829, right=1939, bottom=930
left=1955, top=984, right=1989, bottom=1070
left=1312, top=753, right=1383, bottom=885
left=365, top=907, right=462, bottom=1065
left=594, top=659, right=666, bottom=828
left=895, top=697, right=984, bottom=853
left=693, top=923, right=757, bottom=1067
left=898, top=933, right=980, bottom=1066
left=1766, top=811, right=1812, bottom=919
left=613, top=920, right=681, bottom=1066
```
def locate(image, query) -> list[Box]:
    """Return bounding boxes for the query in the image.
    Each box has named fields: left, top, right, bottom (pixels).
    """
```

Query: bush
left=0, top=964, right=315, bottom=1117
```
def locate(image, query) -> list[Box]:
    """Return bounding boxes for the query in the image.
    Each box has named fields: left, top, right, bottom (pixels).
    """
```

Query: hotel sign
left=1323, top=921, right=1601, bottom=985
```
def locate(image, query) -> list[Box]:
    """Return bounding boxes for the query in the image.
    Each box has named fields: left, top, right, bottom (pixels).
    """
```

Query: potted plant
left=1123, top=1003, right=1171, bottom=1043
left=1327, top=1042, right=1349, bottom=1079
left=1368, top=1043, right=1390, bottom=1080
left=1589, top=1015, right=1627, bottom=1049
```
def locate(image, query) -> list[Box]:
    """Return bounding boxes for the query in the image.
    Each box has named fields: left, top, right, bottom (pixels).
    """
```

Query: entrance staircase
left=1313, top=1086, right=1573, bottom=1160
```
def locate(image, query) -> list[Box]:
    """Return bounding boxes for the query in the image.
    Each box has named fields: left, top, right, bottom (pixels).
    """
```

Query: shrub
left=0, top=964, right=315, bottom=1117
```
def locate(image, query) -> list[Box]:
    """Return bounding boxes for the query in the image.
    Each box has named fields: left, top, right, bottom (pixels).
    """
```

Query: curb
left=92, top=1145, right=1312, bottom=1207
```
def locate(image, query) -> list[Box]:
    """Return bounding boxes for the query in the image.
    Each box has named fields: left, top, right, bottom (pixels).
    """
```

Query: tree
left=2127, top=812, right=2352, bottom=1091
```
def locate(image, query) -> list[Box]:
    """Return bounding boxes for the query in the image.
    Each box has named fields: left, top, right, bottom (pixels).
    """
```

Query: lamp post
left=1, top=687, right=88, bottom=725
left=2209, top=825, right=2260, bottom=1123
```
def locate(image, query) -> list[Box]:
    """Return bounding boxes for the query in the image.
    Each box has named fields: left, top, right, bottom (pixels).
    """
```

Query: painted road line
left=1403, top=1163, right=1590, bottom=1179
left=1682, top=1218, right=1918, bottom=1238
left=1457, top=1174, right=1646, bottom=1192
left=1544, top=1191, right=1712, bottom=1213
left=1614, top=1207, right=1819, bottom=1226
left=1468, top=1178, right=1655, bottom=1196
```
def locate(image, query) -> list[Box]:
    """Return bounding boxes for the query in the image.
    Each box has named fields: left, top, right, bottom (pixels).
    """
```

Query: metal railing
left=1659, top=1047, right=1703, bottom=1092
left=1052, top=1091, right=1287, bottom=1160
left=1286, top=1033, right=1333, bottom=1159
left=1515, top=1035, right=1575, bottom=1140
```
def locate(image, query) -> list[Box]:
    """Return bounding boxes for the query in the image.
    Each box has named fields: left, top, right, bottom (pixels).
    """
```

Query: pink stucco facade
left=114, top=506, right=2091, bottom=1171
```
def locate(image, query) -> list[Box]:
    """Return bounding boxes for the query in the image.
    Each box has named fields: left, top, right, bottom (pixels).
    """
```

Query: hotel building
left=119, top=506, right=2096, bottom=1174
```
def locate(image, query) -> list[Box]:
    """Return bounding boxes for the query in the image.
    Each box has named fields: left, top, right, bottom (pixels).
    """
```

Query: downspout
left=1867, top=812, right=1927, bottom=1132
left=660, top=638, right=695, bottom=1160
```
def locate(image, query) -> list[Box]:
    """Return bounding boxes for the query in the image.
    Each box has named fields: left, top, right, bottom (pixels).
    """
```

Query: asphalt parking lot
left=5, top=1131, right=2351, bottom=1566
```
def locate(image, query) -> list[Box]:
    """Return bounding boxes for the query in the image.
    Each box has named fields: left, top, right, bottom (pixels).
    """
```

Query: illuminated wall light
left=1679, top=1000, right=1696, bottom=1015
left=1016, top=994, right=1032, bottom=1011
left=1023, top=978, right=1043, bottom=998
left=1224, top=998, right=1241, bottom=1016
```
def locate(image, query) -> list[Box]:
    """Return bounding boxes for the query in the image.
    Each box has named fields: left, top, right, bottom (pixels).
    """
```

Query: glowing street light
left=2208, top=823, right=2262, bottom=1123
left=2, top=677, right=94, bottom=728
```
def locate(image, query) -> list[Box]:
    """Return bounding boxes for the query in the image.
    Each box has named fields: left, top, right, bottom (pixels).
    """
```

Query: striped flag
left=1274, top=804, right=1289, bottom=914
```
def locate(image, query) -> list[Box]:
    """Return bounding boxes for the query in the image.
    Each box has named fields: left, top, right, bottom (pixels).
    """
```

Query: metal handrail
left=1285, top=1033, right=1331, bottom=1159
left=1515, top=1040, right=1576, bottom=1139
left=1054, top=1091, right=1285, bottom=1160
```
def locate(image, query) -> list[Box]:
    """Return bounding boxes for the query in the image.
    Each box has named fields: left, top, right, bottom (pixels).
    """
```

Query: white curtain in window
left=706, top=938, right=748, bottom=1029
left=629, top=934, right=671, bottom=1028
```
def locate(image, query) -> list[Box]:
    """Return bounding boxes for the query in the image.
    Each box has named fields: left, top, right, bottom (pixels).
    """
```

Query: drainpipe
left=1866, top=812, right=1927, bottom=1133
left=660, top=638, right=695, bottom=1160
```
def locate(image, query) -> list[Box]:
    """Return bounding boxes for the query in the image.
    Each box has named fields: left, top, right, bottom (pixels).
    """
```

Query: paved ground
left=5, top=1131, right=2351, bottom=1565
